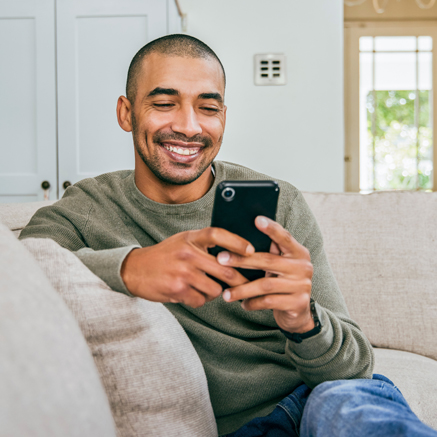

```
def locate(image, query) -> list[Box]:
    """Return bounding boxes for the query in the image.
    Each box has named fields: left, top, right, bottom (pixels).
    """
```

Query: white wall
left=180, top=0, right=345, bottom=192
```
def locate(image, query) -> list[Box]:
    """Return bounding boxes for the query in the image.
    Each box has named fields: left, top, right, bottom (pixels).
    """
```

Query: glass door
left=344, top=23, right=437, bottom=192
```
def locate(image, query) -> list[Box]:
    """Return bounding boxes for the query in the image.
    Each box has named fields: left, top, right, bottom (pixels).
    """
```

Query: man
left=20, top=35, right=437, bottom=436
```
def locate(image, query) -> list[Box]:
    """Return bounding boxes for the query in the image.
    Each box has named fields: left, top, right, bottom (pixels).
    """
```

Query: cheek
left=204, top=118, right=225, bottom=142
left=139, top=112, right=172, bottom=134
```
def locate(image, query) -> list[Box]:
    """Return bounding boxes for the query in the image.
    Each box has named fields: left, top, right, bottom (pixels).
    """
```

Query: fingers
left=241, top=292, right=310, bottom=313
left=269, top=241, right=281, bottom=255
left=188, top=271, right=223, bottom=301
left=222, top=277, right=312, bottom=303
left=164, top=265, right=239, bottom=308
left=255, top=216, right=310, bottom=260
left=190, top=227, right=255, bottom=256
left=195, top=252, right=250, bottom=289
left=217, top=251, right=313, bottom=278
left=222, top=277, right=311, bottom=314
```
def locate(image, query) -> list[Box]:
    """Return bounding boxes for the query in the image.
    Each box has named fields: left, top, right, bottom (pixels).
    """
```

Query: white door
left=0, top=0, right=57, bottom=202
left=56, top=0, right=171, bottom=195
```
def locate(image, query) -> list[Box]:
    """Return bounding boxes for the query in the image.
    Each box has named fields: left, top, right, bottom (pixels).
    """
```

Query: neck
left=134, top=160, right=215, bottom=204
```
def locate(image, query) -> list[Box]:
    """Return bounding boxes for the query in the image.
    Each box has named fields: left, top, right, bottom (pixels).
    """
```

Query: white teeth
left=163, top=144, right=198, bottom=156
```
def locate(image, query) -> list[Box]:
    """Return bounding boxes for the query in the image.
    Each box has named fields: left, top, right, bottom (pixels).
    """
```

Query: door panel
left=56, top=0, right=167, bottom=195
left=0, top=0, right=57, bottom=202
left=76, top=16, right=147, bottom=175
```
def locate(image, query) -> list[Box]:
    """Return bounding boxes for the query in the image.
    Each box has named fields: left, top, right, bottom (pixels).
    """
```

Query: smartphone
left=209, top=180, right=280, bottom=287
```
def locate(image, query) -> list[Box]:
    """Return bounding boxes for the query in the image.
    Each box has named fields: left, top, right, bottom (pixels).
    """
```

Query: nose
left=171, top=104, right=202, bottom=138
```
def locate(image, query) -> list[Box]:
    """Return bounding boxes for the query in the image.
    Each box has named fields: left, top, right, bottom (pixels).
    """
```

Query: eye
left=201, top=107, right=219, bottom=113
left=154, top=103, right=175, bottom=108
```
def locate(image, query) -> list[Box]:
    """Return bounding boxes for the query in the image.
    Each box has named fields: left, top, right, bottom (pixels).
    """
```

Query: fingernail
left=223, top=290, right=231, bottom=301
left=241, top=300, right=247, bottom=310
left=217, top=251, right=230, bottom=264
left=258, top=217, right=268, bottom=228
left=246, top=244, right=255, bottom=255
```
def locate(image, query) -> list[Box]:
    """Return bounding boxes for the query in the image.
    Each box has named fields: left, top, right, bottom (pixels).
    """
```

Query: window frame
left=344, top=21, right=437, bottom=192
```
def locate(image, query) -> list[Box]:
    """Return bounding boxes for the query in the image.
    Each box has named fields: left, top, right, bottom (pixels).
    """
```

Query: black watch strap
left=279, top=298, right=322, bottom=343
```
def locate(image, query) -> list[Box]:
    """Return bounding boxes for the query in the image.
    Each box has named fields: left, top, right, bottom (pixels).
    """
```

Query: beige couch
left=0, top=190, right=436, bottom=436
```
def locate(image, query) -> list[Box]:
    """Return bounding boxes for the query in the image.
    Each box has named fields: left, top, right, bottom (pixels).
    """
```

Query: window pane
left=359, top=53, right=374, bottom=192
left=358, top=35, right=434, bottom=192
left=419, top=52, right=432, bottom=91
left=418, top=90, right=433, bottom=189
left=360, top=52, right=373, bottom=90
left=418, top=36, right=433, bottom=51
left=374, top=53, right=416, bottom=90
left=360, top=36, right=373, bottom=52
left=374, top=36, right=416, bottom=51
left=374, top=91, right=417, bottom=190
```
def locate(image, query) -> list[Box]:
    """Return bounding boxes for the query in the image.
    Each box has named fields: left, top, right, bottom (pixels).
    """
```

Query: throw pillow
left=22, top=237, right=218, bottom=437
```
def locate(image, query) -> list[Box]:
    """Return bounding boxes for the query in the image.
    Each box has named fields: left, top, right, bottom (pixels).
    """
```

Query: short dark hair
left=126, top=34, right=226, bottom=105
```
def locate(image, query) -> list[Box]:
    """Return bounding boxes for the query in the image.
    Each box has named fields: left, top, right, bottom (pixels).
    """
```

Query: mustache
left=153, top=132, right=213, bottom=148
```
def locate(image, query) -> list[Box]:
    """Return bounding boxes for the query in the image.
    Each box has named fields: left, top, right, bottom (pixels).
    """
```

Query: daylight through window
left=359, top=36, right=433, bottom=192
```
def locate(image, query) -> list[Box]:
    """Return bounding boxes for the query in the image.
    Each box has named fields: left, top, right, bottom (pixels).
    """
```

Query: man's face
left=129, top=53, right=226, bottom=186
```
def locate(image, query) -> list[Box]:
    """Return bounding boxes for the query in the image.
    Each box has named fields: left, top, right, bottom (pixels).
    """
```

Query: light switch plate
left=254, top=53, right=286, bottom=86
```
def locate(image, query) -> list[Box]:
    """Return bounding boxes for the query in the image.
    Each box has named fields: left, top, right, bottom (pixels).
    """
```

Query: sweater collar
left=126, top=161, right=225, bottom=215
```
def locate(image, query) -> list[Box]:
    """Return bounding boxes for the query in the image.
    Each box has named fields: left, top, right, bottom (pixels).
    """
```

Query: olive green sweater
left=20, top=160, right=374, bottom=435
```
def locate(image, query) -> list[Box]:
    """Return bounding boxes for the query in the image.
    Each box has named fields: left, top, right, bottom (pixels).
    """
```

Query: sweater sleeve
left=283, top=190, right=374, bottom=388
left=19, top=186, right=139, bottom=296
left=74, top=247, right=138, bottom=296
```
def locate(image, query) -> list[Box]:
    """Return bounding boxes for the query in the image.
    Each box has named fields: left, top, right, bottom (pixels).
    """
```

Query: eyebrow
left=146, top=88, right=223, bottom=103
left=198, top=92, right=223, bottom=103
left=147, top=87, right=179, bottom=97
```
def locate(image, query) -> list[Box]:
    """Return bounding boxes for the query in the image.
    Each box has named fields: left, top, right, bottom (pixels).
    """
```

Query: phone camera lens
left=222, top=187, right=235, bottom=201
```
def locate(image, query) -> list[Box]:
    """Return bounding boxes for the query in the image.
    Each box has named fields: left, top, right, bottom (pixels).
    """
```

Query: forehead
left=137, top=53, right=225, bottom=99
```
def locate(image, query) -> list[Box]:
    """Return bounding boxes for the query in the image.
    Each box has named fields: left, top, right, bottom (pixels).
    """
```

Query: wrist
left=279, top=299, right=322, bottom=343
left=293, top=315, right=315, bottom=334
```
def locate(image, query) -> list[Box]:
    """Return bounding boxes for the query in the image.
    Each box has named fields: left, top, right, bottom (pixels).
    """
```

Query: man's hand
left=121, top=228, right=253, bottom=307
left=217, top=216, right=315, bottom=334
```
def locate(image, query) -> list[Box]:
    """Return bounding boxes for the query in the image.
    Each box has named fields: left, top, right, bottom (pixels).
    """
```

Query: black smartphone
left=209, top=180, right=280, bottom=287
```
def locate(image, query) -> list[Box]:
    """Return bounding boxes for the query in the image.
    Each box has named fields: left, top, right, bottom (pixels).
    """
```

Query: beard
left=131, top=112, right=219, bottom=186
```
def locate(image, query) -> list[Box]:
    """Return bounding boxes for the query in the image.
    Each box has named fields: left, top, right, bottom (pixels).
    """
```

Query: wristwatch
left=279, top=298, right=322, bottom=343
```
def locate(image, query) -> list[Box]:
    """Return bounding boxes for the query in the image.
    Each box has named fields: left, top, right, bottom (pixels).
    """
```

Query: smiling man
left=121, top=50, right=226, bottom=200
left=20, top=35, right=437, bottom=437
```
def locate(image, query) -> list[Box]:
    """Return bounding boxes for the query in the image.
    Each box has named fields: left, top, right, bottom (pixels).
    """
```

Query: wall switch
left=254, top=54, right=286, bottom=86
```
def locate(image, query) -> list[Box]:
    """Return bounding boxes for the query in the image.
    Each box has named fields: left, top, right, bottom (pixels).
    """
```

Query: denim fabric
left=301, top=374, right=437, bottom=437
left=224, top=375, right=437, bottom=437
left=223, top=384, right=311, bottom=437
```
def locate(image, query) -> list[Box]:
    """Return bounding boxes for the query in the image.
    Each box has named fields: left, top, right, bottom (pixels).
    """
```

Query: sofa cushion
left=373, top=348, right=437, bottom=430
left=303, top=191, right=437, bottom=361
left=22, top=237, right=218, bottom=437
left=0, top=223, right=116, bottom=437
left=0, top=201, right=56, bottom=235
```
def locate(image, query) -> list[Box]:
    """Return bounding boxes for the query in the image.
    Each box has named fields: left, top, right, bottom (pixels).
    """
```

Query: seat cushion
left=0, top=223, right=116, bottom=437
left=373, top=348, right=437, bottom=430
left=22, top=237, right=218, bottom=437
left=303, top=191, right=437, bottom=362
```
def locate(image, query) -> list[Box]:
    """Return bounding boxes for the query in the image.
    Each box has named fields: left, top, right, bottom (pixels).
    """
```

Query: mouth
left=162, top=143, right=200, bottom=156
left=159, top=141, right=205, bottom=164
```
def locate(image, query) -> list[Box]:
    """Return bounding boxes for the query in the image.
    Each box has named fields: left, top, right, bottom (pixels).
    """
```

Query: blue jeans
left=224, top=374, right=437, bottom=436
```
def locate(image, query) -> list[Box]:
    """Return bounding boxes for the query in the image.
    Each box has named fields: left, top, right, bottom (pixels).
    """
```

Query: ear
left=117, top=96, right=133, bottom=132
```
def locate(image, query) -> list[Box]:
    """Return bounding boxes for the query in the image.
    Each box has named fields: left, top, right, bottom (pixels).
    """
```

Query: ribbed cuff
left=75, top=245, right=140, bottom=296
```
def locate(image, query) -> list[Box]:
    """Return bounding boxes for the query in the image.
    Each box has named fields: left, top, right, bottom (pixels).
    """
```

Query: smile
left=162, top=144, right=200, bottom=156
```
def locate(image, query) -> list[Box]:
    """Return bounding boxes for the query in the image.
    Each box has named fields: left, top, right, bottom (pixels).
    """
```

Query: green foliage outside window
left=366, top=90, right=432, bottom=191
